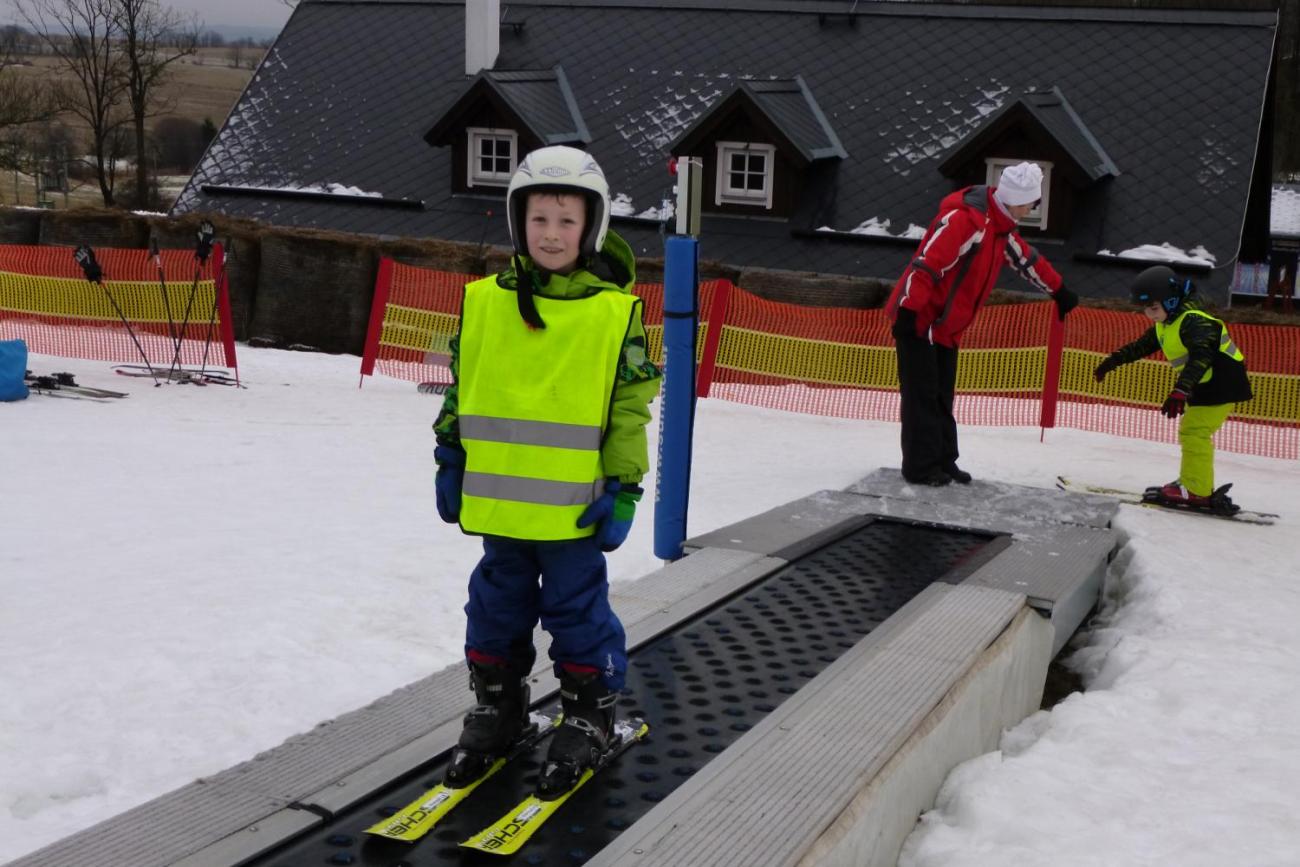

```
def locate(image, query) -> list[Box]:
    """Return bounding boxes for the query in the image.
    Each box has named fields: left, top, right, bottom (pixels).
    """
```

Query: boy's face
left=1142, top=302, right=1168, bottom=323
left=525, top=193, right=585, bottom=274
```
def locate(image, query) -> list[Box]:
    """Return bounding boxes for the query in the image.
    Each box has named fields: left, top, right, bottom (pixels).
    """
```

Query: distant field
left=2, top=47, right=258, bottom=209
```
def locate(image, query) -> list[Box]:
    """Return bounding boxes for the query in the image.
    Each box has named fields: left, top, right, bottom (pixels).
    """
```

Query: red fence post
left=1039, top=305, right=1065, bottom=433
left=212, top=243, right=239, bottom=378
left=360, top=257, right=395, bottom=387
left=695, top=278, right=732, bottom=398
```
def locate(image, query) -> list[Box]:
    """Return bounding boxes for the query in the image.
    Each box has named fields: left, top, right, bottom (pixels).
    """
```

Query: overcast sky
left=1, top=0, right=294, bottom=32
left=165, top=0, right=293, bottom=30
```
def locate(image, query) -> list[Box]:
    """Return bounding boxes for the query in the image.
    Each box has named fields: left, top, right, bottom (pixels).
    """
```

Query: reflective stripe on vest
left=457, top=275, right=638, bottom=540
left=460, top=415, right=604, bottom=451
left=1156, top=309, right=1244, bottom=383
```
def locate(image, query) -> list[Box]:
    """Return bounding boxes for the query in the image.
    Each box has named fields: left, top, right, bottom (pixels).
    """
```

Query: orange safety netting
left=0, top=244, right=237, bottom=371
left=1055, top=306, right=1300, bottom=459
left=360, top=261, right=1300, bottom=460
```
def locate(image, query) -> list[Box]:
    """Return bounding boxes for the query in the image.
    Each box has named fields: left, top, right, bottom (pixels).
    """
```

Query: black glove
left=1093, top=355, right=1120, bottom=383
left=1053, top=285, right=1078, bottom=321
left=1160, top=389, right=1188, bottom=419
left=891, top=306, right=919, bottom=341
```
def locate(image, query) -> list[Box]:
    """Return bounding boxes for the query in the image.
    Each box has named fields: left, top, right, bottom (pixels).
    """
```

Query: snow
left=636, top=198, right=674, bottom=221
left=883, top=80, right=1010, bottom=173
left=610, top=192, right=636, bottom=217
left=1096, top=243, right=1217, bottom=267
left=819, top=217, right=928, bottom=240
left=209, top=182, right=385, bottom=198
left=1273, top=184, right=1300, bottom=239
left=4, top=345, right=1299, bottom=865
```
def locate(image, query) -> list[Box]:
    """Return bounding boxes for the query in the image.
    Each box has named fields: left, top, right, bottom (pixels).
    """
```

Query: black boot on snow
left=537, top=670, right=616, bottom=798
left=444, top=660, right=532, bottom=786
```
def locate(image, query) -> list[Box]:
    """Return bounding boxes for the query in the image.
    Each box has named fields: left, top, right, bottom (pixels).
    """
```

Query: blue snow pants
left=464, top=535, right=628, bottom=690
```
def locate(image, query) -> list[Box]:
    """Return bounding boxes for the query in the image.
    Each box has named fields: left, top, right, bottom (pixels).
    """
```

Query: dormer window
left=716, top=141, right=776, bottom=208
left=467, top=128, right=518, bottom=188
left=987, top=158, right=1052, bottom=229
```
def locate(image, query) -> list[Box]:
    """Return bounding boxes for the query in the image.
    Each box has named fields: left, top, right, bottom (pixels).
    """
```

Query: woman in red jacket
left=886, top=161, right=1078, bottom=486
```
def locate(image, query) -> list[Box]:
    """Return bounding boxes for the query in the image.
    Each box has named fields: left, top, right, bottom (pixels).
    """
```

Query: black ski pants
left=894, top=330, right=959, bottom=481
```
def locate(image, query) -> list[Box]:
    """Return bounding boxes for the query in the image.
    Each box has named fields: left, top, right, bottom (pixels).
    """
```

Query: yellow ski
left=365, top=712, right=560, bottom=842
left=461, top=719, right=649, bottom=856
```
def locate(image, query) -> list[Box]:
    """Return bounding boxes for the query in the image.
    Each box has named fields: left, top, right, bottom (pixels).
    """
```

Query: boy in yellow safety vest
left=1094, top=265, right=1253, bottom=509
left=431, top=145, right=661, bottom=795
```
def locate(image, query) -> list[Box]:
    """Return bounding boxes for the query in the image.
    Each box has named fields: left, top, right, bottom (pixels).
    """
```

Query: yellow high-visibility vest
left=1155, top=309, right=1244, bottom=385
left=457, top=275, right=640, bottom=540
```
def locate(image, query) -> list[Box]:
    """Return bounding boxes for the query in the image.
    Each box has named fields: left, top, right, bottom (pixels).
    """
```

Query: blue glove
left=434, top=445, right=464, bottom=523
left=577, top=479, right=643, bottom=552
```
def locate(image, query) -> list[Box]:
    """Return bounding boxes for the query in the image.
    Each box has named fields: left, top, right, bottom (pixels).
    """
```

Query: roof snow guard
left=424, top=65, right=591, bottom=148
left=671, top=76, right=847, bottom=164
left=940, top=86, right=1119, bottom=184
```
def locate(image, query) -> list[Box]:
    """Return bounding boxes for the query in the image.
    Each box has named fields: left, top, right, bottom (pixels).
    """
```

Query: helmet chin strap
left=512, top=253, right=547, bottom=330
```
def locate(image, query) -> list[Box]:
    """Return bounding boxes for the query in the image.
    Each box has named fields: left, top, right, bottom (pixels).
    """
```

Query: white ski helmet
left=506, top=145, right=610, bottom=261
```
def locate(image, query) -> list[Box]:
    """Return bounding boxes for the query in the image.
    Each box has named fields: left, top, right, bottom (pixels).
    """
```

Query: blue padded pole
left=653, top=233, right=699, bottom=561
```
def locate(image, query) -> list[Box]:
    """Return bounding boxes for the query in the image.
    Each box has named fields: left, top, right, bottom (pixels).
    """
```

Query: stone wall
left=0, top=207, right=911, bottom=353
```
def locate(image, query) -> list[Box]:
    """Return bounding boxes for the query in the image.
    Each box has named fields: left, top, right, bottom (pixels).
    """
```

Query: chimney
left=465, top=0, right=500, bottom=76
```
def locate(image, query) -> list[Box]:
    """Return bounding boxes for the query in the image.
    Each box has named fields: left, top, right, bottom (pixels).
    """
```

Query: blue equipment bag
left=0, top=339, right=31, bottom=401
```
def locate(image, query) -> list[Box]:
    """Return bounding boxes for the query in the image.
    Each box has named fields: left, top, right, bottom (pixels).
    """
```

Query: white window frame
left=715, top=141, right=776, bottom=209
left=466, top=128, right=518, bottom=188
left=986, top=158, right=1053, bottom=229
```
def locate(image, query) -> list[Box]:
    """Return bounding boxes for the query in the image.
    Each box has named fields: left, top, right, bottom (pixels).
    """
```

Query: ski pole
left=150, top=237, right=181, bottom=370
left=74, top=245, right=160, bottom=386
left=165, top=221, right=215, bottom=384
left=197, top=231, right=224, bottom=381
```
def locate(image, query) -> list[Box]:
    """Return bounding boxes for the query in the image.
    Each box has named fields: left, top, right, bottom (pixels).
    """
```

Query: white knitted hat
left=994, top=162, right=1043, bottom=207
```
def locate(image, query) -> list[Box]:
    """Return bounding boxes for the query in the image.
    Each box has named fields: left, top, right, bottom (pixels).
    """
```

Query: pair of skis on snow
left=364, top=711, right=649, bottom=856
left=112, top=364, right=241, bottom=387
left=24, top=371, right=128, bottom=402
left=1056, top=477, right=1277, bottom=525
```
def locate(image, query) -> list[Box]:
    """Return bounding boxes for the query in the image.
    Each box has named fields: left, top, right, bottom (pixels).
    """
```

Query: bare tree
left=115, top=0, right=198, bottom=208
left=16, top=0, right=129, bottom=205
left=0, top=46, right=66, bottom=136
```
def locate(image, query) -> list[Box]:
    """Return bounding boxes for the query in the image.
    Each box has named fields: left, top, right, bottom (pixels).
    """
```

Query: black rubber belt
left=248, top=516, right=1003, bottom=866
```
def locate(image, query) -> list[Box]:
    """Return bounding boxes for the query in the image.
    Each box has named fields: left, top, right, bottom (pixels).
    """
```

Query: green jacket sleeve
left=602, top=306, right=662, bottom=486
left=432, top=333, right=461, bottom=452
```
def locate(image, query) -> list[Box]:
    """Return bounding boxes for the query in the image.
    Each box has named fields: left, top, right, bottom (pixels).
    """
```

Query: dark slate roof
left=940, top=86, right=1118, bottom=183
left=424, top=66, right=590, bottom=147
left=672, top=76, right=846, bottom=163
left=173, top=0, right=1277, bottom=301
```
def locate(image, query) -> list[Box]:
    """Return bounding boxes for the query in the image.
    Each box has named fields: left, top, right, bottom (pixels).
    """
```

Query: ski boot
left=537, top=668, right=617, bottom=798
left=1151, top=481, right=1212, bottom=508
left=444, top=659, right=532, bottom=787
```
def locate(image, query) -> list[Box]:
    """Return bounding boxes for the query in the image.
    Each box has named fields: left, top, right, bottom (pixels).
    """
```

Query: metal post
left=653, top=156, right=703, bottom=561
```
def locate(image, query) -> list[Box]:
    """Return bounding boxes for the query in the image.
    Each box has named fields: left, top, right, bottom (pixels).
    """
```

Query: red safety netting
left=0, top=244, right=237, bottom=372
left=1053, top=306, right=1300, bottom=459
left=359, top=262, right=1300, bottom=459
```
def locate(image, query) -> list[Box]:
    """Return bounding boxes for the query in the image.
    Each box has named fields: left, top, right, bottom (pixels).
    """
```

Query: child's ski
left=24, top=372, right=127, bottom=400
left=364, top=712, right=561, bottom=842
left=460, top=718, right=650, bottom=856
left=1056, top=477, right=1277, bottom=525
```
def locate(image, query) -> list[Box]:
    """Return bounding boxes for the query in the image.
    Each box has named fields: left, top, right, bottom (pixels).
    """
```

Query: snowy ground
left=2, top=344, right=1298, bottom=865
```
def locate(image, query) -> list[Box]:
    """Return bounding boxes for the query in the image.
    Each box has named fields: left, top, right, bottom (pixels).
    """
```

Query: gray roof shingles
left=174, top=0, right=1276, bottom=299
